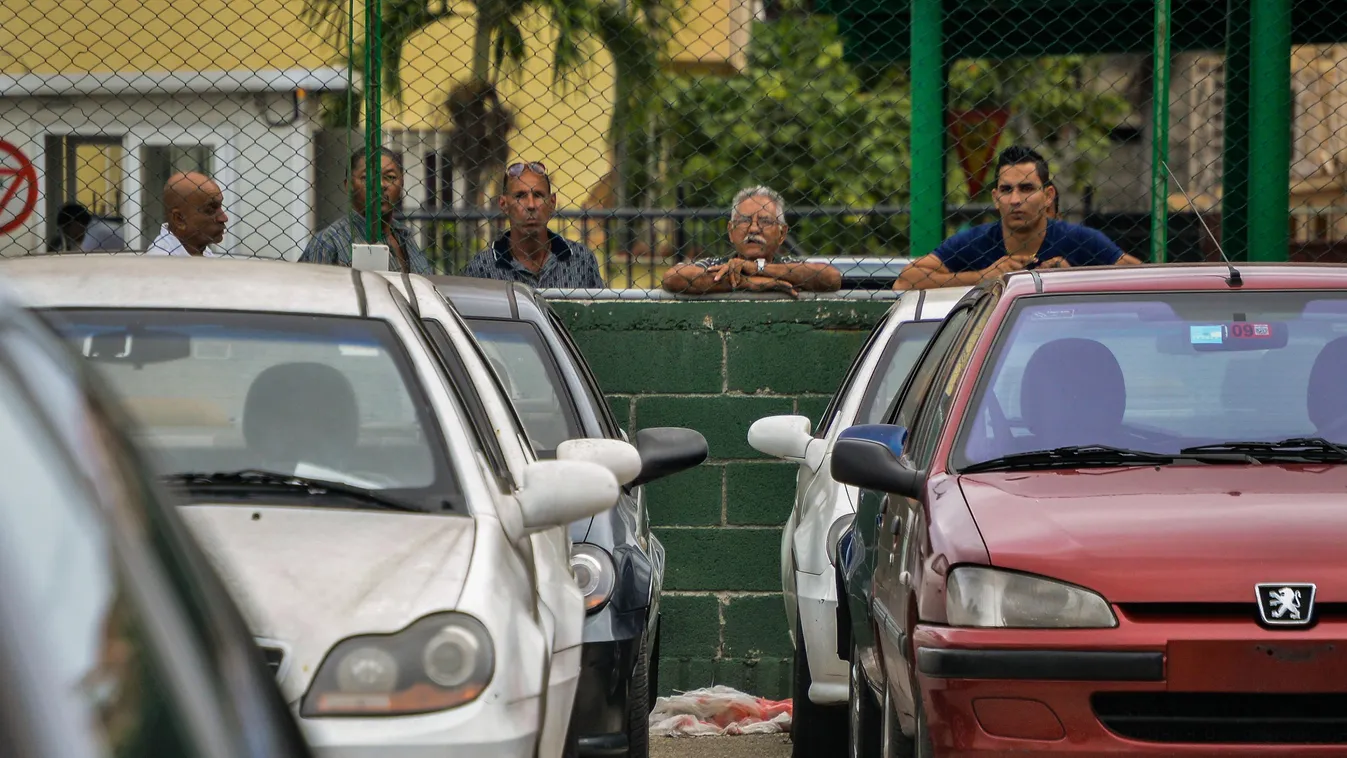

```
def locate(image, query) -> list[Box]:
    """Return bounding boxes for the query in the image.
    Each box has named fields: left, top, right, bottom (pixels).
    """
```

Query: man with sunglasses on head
left=301, top=147, right=433, bottom=274
left=661, top=185, right=841, bottom=296
left=893, top=145, right=1139, bottom=290
left=460, top=161, right=604, bottom=289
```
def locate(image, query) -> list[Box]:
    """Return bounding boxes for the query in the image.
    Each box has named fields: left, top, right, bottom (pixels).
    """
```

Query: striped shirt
left=460, top=231, right=604, bottom=289
left=300, top=212, right=433, bottom=275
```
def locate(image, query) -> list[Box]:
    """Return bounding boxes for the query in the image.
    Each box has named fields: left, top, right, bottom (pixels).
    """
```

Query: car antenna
left=1162, top=159, right=1241, bottom=287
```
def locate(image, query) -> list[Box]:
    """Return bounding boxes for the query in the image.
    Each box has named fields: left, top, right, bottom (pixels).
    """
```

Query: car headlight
left=945, top=567, right=1117, bottom=629
left=300, top=613, right=494, bottom=717
left=571, top=543, right=616, bottom=613
left=825, top=514, right=855, bottom=566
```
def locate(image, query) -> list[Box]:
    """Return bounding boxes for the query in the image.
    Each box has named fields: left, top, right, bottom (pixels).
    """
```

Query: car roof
left=426, top=275, right=548, bottom=324
left=0, top=256, right=372, bottom=315
left=1002, top=262, right=1347, bottom=299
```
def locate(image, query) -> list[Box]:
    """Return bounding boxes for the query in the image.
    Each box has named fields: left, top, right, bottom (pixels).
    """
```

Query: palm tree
left=304, top=0, right=673, bottom=208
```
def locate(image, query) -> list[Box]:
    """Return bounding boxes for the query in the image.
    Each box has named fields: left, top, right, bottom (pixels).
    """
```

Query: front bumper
left=796, top=568, right=848, bottom=705
left=913, top=617, right=1347, bottom=756
left=569, top=635, right=642, bottom=757
left=300, top=692, right=540, bottom=758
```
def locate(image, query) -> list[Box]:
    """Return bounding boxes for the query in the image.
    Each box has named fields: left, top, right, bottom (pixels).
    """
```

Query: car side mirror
left=630, top=427, right=709, bottom=488
left=557, top=438, right=644, bottom=487
left=830, top=424, right=924, bottom=500
left=517, top=460, right=620, bottom=530
left=747, top=415, right=813, bottom=461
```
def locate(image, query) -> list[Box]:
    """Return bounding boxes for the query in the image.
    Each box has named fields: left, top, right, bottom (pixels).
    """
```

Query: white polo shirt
left=145, top=224, right=217, bottom=257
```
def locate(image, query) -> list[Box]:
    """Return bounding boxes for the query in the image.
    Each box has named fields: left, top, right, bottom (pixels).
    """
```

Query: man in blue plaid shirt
left=300, top=147, right=433, bottom=275
left=460, top=162, right=604, bottom=289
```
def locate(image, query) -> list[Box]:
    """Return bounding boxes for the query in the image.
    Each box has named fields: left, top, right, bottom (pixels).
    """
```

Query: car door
left=872, top=292, right=996, bottom=723
left=847, top=303, right=974, bottom=699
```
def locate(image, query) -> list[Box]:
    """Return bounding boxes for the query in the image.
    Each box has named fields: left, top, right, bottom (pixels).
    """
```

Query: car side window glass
left=818, top=313, right=891, bottom=437
left=0, top=365, right=203, bottom=758
left=906, top=297, right=997, bottom=470
left=546, top=311, right=621, bottom=438
left=888, top=307, right=974, bottom=434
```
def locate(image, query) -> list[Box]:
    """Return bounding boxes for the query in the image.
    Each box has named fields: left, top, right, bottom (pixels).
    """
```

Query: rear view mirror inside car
left=79, top=327, right=193, bottom=365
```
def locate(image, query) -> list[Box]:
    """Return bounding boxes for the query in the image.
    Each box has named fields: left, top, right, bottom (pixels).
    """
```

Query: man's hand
left=744, top=276, right=798, bottom=298
left=1037, top=257, right=1070, bottom=269
left=984, top=254, right=1036, bottom=277
left=709, top=257, right=756, bottom=287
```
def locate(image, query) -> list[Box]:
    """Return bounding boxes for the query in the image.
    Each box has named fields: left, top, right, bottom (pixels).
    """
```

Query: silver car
left=746, top=286, right=970, bottom=757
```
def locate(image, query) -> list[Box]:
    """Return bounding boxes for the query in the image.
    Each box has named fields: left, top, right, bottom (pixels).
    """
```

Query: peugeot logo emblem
left=1255, top=583, right=1316, bottom=628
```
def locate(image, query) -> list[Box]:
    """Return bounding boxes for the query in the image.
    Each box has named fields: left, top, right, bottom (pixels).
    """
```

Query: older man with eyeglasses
left=460, top=161, right=605, bottom=289
left=662, top=186, right=841, bottom=296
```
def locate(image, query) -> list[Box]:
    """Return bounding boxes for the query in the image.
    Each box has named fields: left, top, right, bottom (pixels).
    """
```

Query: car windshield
left=855, top=320, right=941, bottom=426
left=467, top=318, right=580, bottom=457
left=44, top=309, right=460, bottom=511
left=953, top=292, right=1347, bottom=469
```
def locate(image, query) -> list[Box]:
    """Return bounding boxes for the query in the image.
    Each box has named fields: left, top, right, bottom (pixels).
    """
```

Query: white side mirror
left=556, top=438, right=643, bottom=487
left=517, top=460, right=620, bottom=530
left=748, top=415, right=814, bottom=461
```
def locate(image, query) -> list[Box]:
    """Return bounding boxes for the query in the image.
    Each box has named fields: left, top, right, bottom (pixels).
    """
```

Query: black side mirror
left=831, top=428, right=924, bottom=500
left=630, top=427, right=709, bottom=488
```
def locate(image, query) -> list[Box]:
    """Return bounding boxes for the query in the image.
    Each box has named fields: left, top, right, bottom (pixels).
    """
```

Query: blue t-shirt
left=931, top=220, right=1125, bottom=273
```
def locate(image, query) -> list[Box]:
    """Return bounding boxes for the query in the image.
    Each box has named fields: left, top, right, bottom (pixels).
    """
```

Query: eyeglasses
left=731, top=214, right=782, bottom=228
left=507, top=162, right=548, bottom=178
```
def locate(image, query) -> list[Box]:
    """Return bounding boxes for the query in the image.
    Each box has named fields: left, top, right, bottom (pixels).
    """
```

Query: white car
left=746, top=286, right=970, bottom=757
left=6, top=255, right=640, bottom=758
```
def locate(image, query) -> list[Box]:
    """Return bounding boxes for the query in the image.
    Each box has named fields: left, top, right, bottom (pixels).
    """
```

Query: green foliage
left=658, top=16, right=1132, bottom=256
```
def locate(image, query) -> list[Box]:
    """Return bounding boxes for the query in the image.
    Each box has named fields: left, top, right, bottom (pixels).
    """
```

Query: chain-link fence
left=2, top=0, right=1345, bottom=296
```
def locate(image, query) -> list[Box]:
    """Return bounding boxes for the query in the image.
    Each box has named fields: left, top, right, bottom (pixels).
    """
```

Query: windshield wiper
left=1180, top=437, right=1347, bottom=463
left=960, top=444, right=1256, bottom=474
left=162, top=470, right=421, bottom=512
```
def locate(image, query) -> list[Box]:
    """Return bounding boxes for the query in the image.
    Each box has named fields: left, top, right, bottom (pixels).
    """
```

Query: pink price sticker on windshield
left=1230, top=322, right=1272, bottom=339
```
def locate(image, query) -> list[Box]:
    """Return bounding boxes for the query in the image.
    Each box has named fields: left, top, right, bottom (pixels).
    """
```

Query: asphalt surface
left=651, top=735, right=792, bottom=758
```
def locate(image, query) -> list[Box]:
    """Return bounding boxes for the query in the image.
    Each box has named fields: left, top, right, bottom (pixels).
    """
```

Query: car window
left=546, top=310, right=621, bottom=438
left=467, top=318, right=583, bottom=458
left=905, top=296, right=996, bottom=470
left=953, top=291, right=1347, bottom=467
left=0, top=363, right=203, bottom=758
left=853, top=320, right=941, bottom=427
left=886, top=307, right=974, bottom=435
left=818, top=313, right=891, bottom=437
left=419, top=317, right=514, bottom=487
left=43, top=308, right=460, bottom=512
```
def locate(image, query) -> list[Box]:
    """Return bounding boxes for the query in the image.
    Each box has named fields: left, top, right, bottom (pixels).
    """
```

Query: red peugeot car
left=831, top=263, right=1347, bottom=756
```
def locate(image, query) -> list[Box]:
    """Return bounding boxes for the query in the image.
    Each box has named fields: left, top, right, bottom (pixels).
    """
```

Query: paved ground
left=651, top=735, right=792, bottom=758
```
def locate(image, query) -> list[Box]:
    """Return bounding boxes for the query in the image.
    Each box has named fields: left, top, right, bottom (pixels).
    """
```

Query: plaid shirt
left=691, top=252, right=806, bottom=268
left=460, top=231, right=604, bottom=289
left=299, top=212, right=434, bottom=275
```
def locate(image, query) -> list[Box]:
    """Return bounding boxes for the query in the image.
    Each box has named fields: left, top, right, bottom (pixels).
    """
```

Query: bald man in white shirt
left=146, top=172, right=228, bottom=257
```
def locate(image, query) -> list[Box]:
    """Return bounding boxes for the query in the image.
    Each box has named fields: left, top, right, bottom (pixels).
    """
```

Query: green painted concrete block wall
left=552, top=299, right=888, bottom=699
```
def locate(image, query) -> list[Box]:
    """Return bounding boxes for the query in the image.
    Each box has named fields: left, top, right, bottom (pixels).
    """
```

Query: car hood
left=958, top=465, right=1347, bottom=603
left=179, top=504, right=476, bottom=701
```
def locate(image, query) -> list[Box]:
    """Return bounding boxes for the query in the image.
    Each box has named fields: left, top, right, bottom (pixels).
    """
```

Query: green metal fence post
left=364, top=0, right=383, bottom=244
left=1247, top=0, right=1292, bottom=262
left=1149, top=0, right=1172, bottom=263
left=909, top=0, right=945, bottom=256
left=1221, top=0, right=1251, bottom=261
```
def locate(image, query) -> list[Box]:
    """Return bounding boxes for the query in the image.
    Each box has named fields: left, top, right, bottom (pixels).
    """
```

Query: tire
left=880, top=685, right=915, bottom=758
left=847, top=645, right=882, bottom=758
left=626, top=631, right=651, bottom=758
left=791, top=621, right=846, bottom=758
left=647, top=618, right=661, bottom=714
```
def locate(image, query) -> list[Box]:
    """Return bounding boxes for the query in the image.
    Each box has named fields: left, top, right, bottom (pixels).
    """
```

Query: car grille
left=259, top=645, right=286, bottom=678
left=1118, top=602, right=1347, bottom=623
left=1093, top=692, right=1347, bottom=744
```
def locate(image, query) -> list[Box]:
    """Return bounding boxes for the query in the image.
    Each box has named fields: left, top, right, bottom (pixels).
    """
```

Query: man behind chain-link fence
left=145, top=172, right=228, bottom=257
left=300, top=147, right=433, bottom=275
left=661, top=186, right=841, bottom=297
left=894, top=146, right=1141, bottom=290
left=459, top=162, right=604, bottom=289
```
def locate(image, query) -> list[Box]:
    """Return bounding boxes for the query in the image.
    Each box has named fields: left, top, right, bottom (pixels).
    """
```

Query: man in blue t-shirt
left=894, top=146, right=1141, bottom=290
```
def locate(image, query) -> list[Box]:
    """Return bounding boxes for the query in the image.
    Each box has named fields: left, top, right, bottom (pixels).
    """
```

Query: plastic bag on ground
left=649, top=685, right=793, bottom=737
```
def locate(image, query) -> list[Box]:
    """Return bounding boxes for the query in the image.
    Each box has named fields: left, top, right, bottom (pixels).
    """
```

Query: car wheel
left=791, top=621, right=846, bottom=758
left=880, top=685, right=915, bottom=758
left=847, top=646, right=881, bottom=758
left=626, top=631, right=651, bottom=758
left=648, top=617, right=661, bottom=714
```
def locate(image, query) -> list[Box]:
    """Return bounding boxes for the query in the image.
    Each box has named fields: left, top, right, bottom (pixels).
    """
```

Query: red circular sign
left=0, top=140, right=39, bottom=236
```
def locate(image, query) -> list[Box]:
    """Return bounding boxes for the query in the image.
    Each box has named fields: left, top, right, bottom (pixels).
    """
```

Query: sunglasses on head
left=506, top=162, right=548, bottom=177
